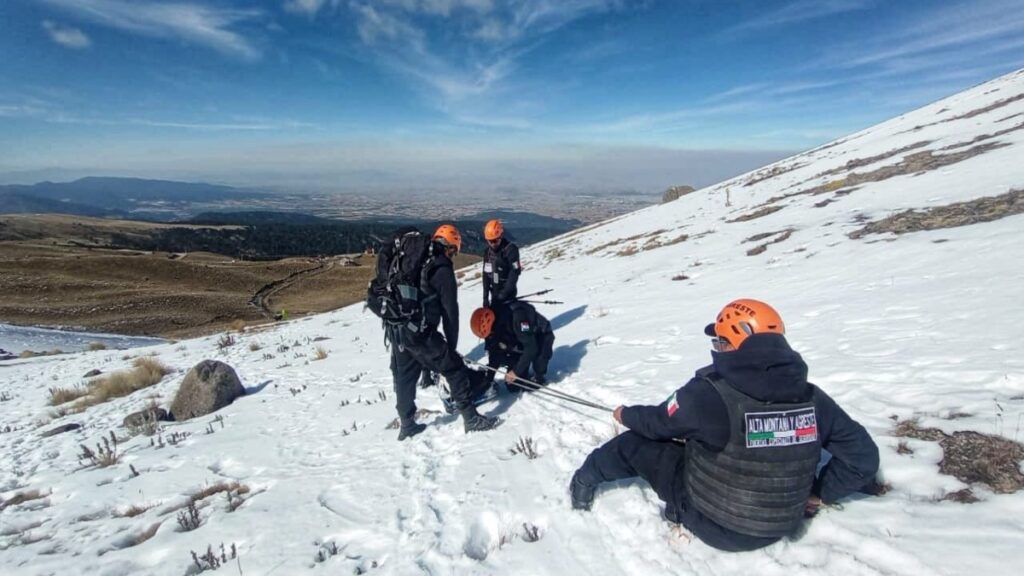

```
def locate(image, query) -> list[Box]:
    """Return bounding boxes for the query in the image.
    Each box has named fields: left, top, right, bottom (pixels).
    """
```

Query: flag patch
left=520, top=321, right=531, bottom=332
left=744, top=407, right=818, bottom=448
left=666, top=393, right=679, bottom=417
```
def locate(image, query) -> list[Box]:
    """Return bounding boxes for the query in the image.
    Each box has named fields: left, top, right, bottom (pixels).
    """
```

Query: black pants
left=576, top=432, right=778, bottom=552
left=390, top=327, right=473, bottom=424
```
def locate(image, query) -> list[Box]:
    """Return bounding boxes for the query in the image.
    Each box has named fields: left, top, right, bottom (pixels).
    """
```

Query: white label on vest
left=493, top=273, right=500, bottom=283
left=744, top=407, right=817, bottom=448
left=484, top=263, right=493, bottom=273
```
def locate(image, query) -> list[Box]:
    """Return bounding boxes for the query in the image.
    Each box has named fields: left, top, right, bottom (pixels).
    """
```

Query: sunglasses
left=711, top=337, right=735, bottom=352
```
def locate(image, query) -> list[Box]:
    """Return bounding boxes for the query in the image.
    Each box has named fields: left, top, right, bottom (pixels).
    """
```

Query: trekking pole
left=516, top=288, right=553, bottom=300
left=517, top=299, right=563, bottom=305
left=465, top=359, right=613, bottom=413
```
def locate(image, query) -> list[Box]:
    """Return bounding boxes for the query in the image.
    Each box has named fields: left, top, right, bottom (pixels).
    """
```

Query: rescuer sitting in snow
left=569, top=299, right=879, bottom=551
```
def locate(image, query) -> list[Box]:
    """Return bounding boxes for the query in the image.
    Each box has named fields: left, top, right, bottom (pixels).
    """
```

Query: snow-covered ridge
left=2, top=69, right=1023, bottom=575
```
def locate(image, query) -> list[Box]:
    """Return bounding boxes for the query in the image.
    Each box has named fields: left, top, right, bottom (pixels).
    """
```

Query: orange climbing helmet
left=433, top=224, right=462, bottom=254
left=484, top=219, right=504, bottom=241
left=704, top=298, right=785, bottom=349
left=470, top=307, right=496, bottom=339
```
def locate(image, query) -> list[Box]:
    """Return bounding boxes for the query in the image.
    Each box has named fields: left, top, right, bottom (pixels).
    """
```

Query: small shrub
left=671, top=273, right=689, bottom=281
left=0, top=391, right=11, bottom=402
left=48, top=386, right=89, bottom=406
left=615, top=245, right=639, bottom=257
left=177, top=501, right=201, bottom=531
left=522, top=522, right=542, bottom=543
left=941, top=488, right=980, bottom=503
left=87, top=342, right=107, bottom=351
left=510, top=436, right=539, bottom=459
left=312, top=346, right=328, bottom=361
left=79, top=431, right=120, bottom=467
left=190, top=543, right=236, bottom=573
left=896, top=440, right=914, bottom=455
left=217, top=334, right=236, bottom=349
left=248, top=342, right=262, bottom=352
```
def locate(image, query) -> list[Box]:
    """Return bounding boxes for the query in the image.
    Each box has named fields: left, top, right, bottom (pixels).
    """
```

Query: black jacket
left=483, top=238, right=521, bottom=307
left=420, top=243, right=459, bottom=350
left=620, top=334, right=879, bottom=504
left=487, top=302, right=551, bottom=375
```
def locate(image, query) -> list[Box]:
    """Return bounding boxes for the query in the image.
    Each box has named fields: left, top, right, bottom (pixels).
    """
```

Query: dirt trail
left=249, top=256, right=357, bottom=317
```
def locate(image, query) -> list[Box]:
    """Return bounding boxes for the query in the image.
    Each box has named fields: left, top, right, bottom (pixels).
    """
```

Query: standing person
left=382, top=225, right=499, bottom=440
left=482, top=219, right=522, bottom=313
left=569, top=299, right=879, bottom=551
left=471, top=303, right=555, bottom=391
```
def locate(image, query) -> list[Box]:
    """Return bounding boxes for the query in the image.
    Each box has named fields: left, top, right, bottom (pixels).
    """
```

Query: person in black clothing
left=482, top=219, right=521, bottom=313
left=389, top=224, right=498, bottom=440
left=471, top=302, right=555, bottom=391
left=570, top=299, right=879, bottom=551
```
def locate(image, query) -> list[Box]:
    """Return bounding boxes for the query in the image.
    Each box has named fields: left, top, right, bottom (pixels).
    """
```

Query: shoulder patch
left=745, top=407, right=817, bottom=448
left=666, top=392, right=679, bottom=417
left=519, top=321, right=531, bottom=332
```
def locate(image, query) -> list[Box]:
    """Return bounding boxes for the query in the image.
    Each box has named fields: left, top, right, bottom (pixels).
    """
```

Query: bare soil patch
left=849, top=188, right=1024, bottom=239
left=727, top=205, right=784, bottom=223
left=895, top=418, right=1024, bottom=495
left=761, top=141, right=1011, bottom=209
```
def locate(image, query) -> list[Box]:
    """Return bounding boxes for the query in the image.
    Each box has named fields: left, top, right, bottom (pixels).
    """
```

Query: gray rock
left=170, top=360, right=245, bottom=421
left=83, top=369, right=102, bottom=378
left=41, top=423, right=82, bottom=437
left=662, top=185, right=696, bottom=204
left=123, top=407, right=169, bottom=428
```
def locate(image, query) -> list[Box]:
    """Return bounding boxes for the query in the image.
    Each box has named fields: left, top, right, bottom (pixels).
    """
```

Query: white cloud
left=40, top=0, right=262, bottom=61
left=41, top=20, right=92, bottom=49
left=725, top=0, right=874, bottom=35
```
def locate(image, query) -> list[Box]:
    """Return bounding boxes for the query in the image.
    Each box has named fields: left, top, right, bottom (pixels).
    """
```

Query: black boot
left=398, top=421, right=427, bottom=441
left=461, top=405, right=498, bottom=433
left=570, top=471, right=596, bottom=511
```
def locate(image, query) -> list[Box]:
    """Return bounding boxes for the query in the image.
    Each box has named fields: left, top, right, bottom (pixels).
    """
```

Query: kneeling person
left=471, top=302, right=554, bottom=391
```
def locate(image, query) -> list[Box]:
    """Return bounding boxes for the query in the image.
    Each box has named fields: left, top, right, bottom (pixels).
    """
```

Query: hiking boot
left=570, top=471, right=596, bottom=511
left=397, top=422, right=427, bottom=441
left=461, top=406, right=498, bottom=433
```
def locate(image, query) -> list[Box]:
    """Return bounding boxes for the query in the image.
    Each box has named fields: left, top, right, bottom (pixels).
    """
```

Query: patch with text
left=745, top=407, right=817, bottom=448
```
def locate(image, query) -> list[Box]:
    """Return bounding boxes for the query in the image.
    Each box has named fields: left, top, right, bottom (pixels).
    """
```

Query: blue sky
left=2, top=0, right=1023, bottom=191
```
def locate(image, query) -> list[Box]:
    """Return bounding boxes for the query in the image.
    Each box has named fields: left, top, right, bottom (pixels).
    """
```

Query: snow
left=3, top=69, right=1024, bottom=575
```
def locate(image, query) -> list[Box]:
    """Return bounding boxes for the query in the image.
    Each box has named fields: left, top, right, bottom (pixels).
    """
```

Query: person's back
left=571, top=299, right=879, bottom=551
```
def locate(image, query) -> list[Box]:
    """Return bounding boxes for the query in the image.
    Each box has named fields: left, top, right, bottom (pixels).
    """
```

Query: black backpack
left=366, top=227, right=434, bottom=325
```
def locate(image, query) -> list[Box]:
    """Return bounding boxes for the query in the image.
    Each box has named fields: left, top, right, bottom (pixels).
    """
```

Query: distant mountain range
left=0, top=177, right=264, bottom=218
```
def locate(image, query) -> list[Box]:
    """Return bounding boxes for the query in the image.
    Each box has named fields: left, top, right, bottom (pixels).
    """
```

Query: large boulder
left=170, top=360, right=245, bottom=421
left=662, top=185, right=696, bottom=204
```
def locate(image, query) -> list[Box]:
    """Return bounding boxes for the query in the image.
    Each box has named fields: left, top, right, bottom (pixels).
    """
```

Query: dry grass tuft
left=115, top=503, right=155, bottom=518
left=230, top=319, right=247, bottom=332
left=894, top=417, right=1024, bottom=494
left=312, top=346, right=328, bottom=361
left=849, top=188, right=1024, bottom=239
left=83, top=357, right=171, bottom=406
left=248, top=341, right=262, bottom=352
left=0, top=489, right=48, bottom=512
left=727, top=205, right=784, bottom=223
left=87, top=341, right=107, bottom=351
left=940, top=488, right=980, bottom=504
left=48, top=385, right=89, bottom=406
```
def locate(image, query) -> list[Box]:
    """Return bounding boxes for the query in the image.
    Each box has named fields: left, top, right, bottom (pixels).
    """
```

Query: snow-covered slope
left=3, top=69, right=1024, bottom=576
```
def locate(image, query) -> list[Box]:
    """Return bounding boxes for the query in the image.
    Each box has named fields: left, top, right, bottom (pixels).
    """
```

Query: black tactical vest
left=684, top=375, right=820, bottom=538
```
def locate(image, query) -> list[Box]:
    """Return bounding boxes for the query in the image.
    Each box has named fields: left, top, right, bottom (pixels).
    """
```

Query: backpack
left=366, top=227, right=434, bottom=326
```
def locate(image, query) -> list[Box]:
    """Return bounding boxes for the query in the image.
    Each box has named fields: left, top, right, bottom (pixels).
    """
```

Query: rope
left=464, top=359, right=614, bottom=413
